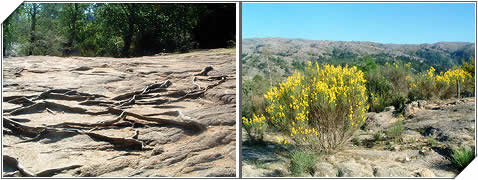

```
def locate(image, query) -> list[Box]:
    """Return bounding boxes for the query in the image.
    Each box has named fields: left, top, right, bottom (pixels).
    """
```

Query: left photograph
left=2, top=3, right=237, bottom=177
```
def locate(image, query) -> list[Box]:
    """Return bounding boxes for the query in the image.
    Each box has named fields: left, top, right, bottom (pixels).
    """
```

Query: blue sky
left=242, top=3, right=476, bottom=44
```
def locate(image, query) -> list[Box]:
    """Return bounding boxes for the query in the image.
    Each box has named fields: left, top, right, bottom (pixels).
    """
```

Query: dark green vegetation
left=289, top=151, right=317, bottom=177
left=385, top=120, right=404, bottom=142
left=3, top=3, right=235, bottom=57
left=450, top=147, right=475, bottom=171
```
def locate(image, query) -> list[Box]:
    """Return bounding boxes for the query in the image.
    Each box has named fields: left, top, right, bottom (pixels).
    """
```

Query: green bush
left=242, top=75, right=271, bottom=119
left=365, top=61, right=412, bottom=113
left=374, top=131, right=384, bottom=141
left=242, top=114, right=266, bottom=143
left=390, top=95, right=407, bottom=113
left=289, top=151, right=316, bottom=176
left=386, top=120, right=404, bottom=142
left=450, top=146, right=475, bottom=171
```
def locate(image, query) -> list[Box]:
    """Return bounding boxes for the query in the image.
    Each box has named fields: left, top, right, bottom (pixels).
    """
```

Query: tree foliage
left=3, top=3, right=235, bottom=57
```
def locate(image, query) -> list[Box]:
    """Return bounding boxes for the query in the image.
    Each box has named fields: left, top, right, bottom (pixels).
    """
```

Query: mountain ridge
left=241, top=37, right=475, bottom=79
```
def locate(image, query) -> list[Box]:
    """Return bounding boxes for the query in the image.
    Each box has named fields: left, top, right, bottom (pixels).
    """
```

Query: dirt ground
left=2, top=49, right=237, bottom=177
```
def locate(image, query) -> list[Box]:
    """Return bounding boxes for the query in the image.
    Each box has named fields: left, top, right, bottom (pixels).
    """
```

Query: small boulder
left=336, top=162, right=373, bottom=177
left=313, top=162, right=338, bottom=177
left=151, top=146, right=164, bottom=156
left=373, top=166, right=412, bottom=177
left=418, top=168, right=435, bottom=177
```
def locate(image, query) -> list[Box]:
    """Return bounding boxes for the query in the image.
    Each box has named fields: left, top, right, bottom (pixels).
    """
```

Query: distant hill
left=242, top=37, right=475, bottom=79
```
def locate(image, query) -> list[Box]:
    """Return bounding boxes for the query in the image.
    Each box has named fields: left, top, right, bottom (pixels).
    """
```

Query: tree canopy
left=3, top=3, right=236, bottom=57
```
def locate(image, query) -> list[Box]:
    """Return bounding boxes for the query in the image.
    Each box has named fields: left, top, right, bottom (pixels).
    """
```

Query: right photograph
left=241, top=3, right=475, bottom=177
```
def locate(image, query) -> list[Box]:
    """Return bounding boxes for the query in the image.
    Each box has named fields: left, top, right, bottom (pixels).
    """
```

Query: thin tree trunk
left=121, top=4, right=136, bottom=57
left=457, top=79, right=461, bottom=98
left=68, top=4, right=78, bottom=55
left=28, top=4, right=39, bottom=56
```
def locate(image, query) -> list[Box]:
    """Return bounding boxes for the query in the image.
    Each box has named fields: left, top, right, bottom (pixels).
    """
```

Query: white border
left=236, top=1, right=241, bottom=178
left=1, top=1, right=478, bottom=179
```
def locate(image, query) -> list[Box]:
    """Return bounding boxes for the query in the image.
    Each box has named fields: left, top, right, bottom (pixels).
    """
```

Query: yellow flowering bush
left=264, top=62, right=368, bottom=151
left=409, top=66, right=436, bottom=100
left=410, top=66, right=473, bottom=99
left=435, top=68, right=473, bottom=99
left=242, top=114, right=266, bottom=143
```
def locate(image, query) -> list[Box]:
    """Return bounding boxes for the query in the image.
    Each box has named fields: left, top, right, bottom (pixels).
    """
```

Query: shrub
left=242, top=114, right=266, bottom=143
left=289, top=151, right=316, bottom=176
left=374, top=131, right=384, bottom=141
left=264, top=62, right=368, bottom=151
left=242, top=75, right=271, bottom=119
left=410, top=66, right=474, bottom=100
left=386, top=120, right=404, bottom=142
left=352, top=137, right=361, bottom=146
left=390, top=94, right=407, bottom=113
left=450, top=146, right=475, bottom=171
left=435, top=68, right=473, bottom=99
left=366, top=61, right=412, bottom=113
left=409, top=67, right=437, bottom=100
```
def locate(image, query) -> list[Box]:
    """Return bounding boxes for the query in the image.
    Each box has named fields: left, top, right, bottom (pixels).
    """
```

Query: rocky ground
left=2, top=49, right=237, bottom=177
left=242, top=98, right=475, bottom=177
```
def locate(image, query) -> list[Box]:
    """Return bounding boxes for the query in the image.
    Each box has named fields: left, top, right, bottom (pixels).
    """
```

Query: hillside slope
left=242, top=37, right=475, bottom=79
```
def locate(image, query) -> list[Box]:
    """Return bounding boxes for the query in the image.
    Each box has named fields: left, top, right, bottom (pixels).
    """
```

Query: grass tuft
left=450, top=147, right=475, bottom=171
left=289, top=151, right=317, bottom=177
